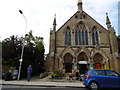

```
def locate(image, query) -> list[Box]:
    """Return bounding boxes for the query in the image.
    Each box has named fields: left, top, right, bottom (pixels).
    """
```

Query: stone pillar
left=59, top=57, right=63, bottom=71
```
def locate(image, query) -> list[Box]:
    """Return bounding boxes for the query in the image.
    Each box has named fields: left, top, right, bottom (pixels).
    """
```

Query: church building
left=45, top=0, right=120, bottom=74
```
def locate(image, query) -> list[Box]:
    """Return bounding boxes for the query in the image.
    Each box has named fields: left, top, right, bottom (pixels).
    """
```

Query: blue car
left=83, top=69, right=120, bottom=90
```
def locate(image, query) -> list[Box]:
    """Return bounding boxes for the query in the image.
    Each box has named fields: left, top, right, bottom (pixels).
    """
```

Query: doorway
left=93, top=53, right=103, bottom=69
left=77, top=61, right=88, bottom=74
left=64, top=53, right=73, bottom=73
left=65, top=62, right=72, bottom=73
left=94, top=63, right=102, bottom=69
left=77, top=52, right=88, bottom=74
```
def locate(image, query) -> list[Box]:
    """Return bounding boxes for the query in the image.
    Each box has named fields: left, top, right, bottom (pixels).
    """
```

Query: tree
left=2, top=35, right=20, bottom=67
left=2, top=30, right=45, bottom=78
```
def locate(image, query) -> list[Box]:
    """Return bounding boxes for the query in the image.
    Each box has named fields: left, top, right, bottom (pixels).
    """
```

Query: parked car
left=83, top=69, right=120, bottom=90
left=4, top=72, right=12, bottom=81
left=3, top=69, right=18, bottom=81
left=12, top=69, right=18, bottom=80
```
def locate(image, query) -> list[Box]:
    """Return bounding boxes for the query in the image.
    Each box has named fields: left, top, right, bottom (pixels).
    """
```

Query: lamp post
left=17, top=10, right=27, bottom=80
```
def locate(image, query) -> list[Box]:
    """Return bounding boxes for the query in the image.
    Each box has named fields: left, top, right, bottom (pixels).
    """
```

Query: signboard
left=90, top=64, right=93, bottom=67
left=74, top=63, right=77, bottom=69
left=78, top=61, right=87, bottom=64
left=90, top=64, right=93, bottom=69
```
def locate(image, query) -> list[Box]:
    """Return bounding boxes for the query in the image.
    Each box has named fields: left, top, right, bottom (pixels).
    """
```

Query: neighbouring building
left=45, top=0, right=120, bottom=74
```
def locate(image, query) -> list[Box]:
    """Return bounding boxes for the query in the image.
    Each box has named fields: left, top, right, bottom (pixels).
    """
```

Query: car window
left=85, top=70, right=89, bottom=75
left=105, top=70, right=119, bottom=76
left=94, top=70, right=105, bottom=75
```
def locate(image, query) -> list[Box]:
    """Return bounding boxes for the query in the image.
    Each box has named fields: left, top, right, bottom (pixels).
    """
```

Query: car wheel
left=89, top=82, right=99, bottom=90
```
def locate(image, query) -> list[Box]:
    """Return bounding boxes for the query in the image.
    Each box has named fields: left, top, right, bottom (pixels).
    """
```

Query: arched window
left=92, top=32, right=95, bottom=45
left=92, top=27, right=99, bottom=45
left=95, top=32, right=99, bottom=45
left=85, top=31, right=88, bottom=45
left=65, top=27, right=71, bottom=45
left=75, top=22, right=88, bottom=45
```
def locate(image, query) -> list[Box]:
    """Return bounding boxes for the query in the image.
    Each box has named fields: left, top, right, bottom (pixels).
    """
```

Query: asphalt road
left=2, top=85, right=120, bottom=90
left=2, top=85, right=89, bottom=90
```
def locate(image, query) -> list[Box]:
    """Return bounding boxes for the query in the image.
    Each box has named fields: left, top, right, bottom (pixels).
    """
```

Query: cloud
left=0, top=0, right=119, bottom=53
left=84, top=0, right=118, bottom=32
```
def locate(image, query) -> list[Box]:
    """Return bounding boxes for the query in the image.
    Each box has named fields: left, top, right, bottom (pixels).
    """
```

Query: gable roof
left=56, top=11, right=108, bottom=32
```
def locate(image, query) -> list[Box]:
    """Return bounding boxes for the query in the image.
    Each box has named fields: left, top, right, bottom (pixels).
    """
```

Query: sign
left=74, top=63, right=77, bottom=69
left=90, top=64, right=93, bottom=67
left=90, top=64, right=93, bottom=69
left=78, top=61, right=87, bottom=64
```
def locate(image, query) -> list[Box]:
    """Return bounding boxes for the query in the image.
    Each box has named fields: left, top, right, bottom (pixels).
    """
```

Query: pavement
left=0, top=76, right=85, bottom=88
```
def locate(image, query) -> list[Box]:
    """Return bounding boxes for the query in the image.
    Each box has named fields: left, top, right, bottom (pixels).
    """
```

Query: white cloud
left=0, top=0, right=119, bottom=54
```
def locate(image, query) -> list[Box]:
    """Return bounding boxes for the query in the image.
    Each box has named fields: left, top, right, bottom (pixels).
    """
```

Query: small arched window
left=95, top=32, right=99, bottom=45
left=92, top=26, right=99, bottom=45
left=65, top=27, right=71, bottom=45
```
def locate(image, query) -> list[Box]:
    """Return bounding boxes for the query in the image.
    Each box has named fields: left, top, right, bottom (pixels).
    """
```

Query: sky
left=0, top=0, right=119, bottom=54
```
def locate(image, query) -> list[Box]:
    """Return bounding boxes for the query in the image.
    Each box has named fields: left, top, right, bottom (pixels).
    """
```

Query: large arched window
left=65, top=26, right=71, bottom=45
left=75, top=22, right=88, bottom=45
left=92, top=27, right=99, bottom=45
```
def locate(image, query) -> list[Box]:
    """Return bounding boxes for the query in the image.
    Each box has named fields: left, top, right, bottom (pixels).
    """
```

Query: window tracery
left=75, top=22, right=88, bottom=45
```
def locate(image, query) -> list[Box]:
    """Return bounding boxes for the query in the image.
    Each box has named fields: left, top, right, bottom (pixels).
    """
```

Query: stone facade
left=45, top=0, right=120, bottom=73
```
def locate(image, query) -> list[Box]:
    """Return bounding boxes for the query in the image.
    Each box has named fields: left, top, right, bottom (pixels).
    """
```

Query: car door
left=105, top=70, right=120, bottom=88
left=93, top=70, right=108, bottom=87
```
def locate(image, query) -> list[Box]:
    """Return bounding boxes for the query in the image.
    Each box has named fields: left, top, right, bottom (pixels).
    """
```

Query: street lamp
left=17, top=10, right=27, bottom=80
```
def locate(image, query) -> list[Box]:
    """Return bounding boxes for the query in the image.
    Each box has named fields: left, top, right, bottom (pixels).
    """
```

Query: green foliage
left=52, top=69, right=63, bottom=79
left=2, top=30, right=45, bottom=78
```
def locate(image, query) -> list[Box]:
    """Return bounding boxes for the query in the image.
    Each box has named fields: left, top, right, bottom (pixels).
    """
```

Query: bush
left=52, top=69, right=63, bottom=79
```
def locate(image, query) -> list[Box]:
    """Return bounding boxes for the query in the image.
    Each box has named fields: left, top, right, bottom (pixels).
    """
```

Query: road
left=2, top=85, right=89, bottom=90
left=2, top=85, right=120, bottom=90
